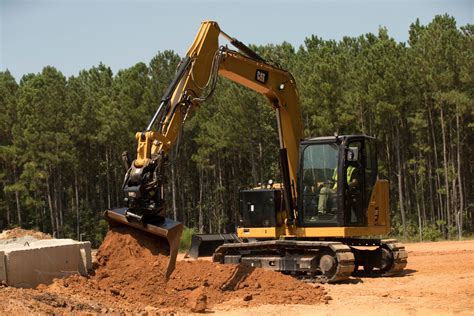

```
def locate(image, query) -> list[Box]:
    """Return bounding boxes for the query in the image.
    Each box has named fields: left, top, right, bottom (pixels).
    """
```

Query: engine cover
left=239, top=189, right=283, bottom=228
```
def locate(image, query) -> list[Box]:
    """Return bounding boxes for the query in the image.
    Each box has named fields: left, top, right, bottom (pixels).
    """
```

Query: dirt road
left=213, top=240, right=474, bottom=315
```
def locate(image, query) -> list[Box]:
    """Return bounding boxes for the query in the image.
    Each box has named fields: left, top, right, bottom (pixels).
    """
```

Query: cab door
left=343, top=137, right=377, bottom=226
left=297, top=141, right=342, bottom=227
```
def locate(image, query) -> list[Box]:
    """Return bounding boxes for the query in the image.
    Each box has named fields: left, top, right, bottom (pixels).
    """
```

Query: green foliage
left=0, top=15, right=472, bottom=244
left=180, top=226, right=198, bottom=252
left=422, top=224, right=443, bottom=241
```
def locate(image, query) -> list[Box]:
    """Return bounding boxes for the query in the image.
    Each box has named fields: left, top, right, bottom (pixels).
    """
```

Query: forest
left=0, top=15, right=472, bottom=246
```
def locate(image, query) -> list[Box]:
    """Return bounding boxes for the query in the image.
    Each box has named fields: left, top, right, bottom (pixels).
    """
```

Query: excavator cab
left=237, top=134, right=387, bottom=240
left=298, top=135, right=378, bottom=228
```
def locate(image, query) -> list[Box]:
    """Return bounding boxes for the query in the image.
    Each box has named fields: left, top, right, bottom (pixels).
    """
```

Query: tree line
left=0, top=15, right=472, bottom=245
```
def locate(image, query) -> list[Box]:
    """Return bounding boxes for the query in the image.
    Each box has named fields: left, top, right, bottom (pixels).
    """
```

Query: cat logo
left=255, top=69, right=269, bottom=84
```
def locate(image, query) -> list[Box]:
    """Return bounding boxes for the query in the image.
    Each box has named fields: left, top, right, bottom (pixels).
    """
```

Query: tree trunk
left=198, top=167, right=204, bottom=233
left=85, top=177, right=89, bottom=207
left=53, top=170, right=61, bottom=237
left=58, top=170, right=64, bottom=236
left=50, top=166, right=61, bottom=237
left=171, top=162, right=177, bottom=221
left=209, top=217, right=212, bottom=234
left=250, top=144, right=258, bottom=186
left=14, top=191, right=21, bottom=228
left=106, top=149, right=111, bottom=209
left=218, top=154, right=225, bottom=233
left=427, top=159, right=436, bottom=220
left=428, top=103, right=444, bottom=224
left=395, top=125, right=406, bottom=238
left=359, top=100, right=366, bottom=134
left=34, top=191, right=39, bottom=230
left=231, top=163, right=237, bottom=225
left=5, top=192, right=11, bottom=227
left=75, top=171, right=80, bottom=240
left=440, top=106, right=450, bottom=238
left=456, top=107, right=464, bottom=239
left=13, top=168, right=22, bottom=227
left=114, top=165, right=119, bottom=207
left=414, top=162, right=423, bottom=241
left=46, top=174, right=56, bottom=237
left=417, top=150, right=427, bottom=226
left=421, top=169, right=427, bottom=225
left=38, top=191, right=44, bottom=232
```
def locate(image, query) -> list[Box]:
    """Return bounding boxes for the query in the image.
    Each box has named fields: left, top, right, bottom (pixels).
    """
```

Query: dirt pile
left=0, top=284, right=110, bottom=314
left=0, top=226, right=327, bottom=313
left=0, top=227, right=52, bottom=240
left=43, top=226, right=327, bottom=313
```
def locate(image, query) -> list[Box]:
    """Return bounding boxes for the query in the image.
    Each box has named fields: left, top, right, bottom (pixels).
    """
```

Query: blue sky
left=0, top=0, right=472, bottom=79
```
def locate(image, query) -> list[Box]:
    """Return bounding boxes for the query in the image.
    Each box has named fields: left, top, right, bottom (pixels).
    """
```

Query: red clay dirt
left=0, top=227, right=327, bottom=314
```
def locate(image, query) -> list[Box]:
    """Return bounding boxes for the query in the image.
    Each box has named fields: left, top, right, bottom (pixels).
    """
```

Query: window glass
left=301, top=143, right=339, bottom=225
left=346, top=140, right=364, bottom=225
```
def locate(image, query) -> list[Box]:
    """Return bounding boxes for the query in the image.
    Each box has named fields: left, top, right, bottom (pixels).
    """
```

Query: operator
left=318, top=163, right=359, bottom=214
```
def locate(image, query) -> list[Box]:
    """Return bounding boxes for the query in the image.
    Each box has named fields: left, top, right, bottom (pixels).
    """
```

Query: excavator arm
left=218, top=49, right=303, bottom=224
left=105, top=21, right=303, bottom=278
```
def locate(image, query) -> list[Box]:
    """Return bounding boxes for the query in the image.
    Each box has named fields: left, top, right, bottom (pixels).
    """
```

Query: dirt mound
left=0, top=285, right=108, bottom=314
left=0, top=227, right=52, bottom=240
left=42, top=226, right=327, bottom=313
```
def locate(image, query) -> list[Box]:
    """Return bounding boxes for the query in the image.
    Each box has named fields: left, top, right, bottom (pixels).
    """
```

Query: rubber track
left=213, top=240, right=355, bottom=282
left=350, top=239, right=408, bottom=277
left=380, top=239, right=408, bottom=276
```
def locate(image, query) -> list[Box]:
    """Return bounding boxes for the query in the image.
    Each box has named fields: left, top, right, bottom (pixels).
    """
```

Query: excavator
left=104, top=21, right=407, bottom=282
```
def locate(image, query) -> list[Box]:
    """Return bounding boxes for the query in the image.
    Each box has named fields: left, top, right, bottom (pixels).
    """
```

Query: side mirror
left=347, top=147, right=359, bottom=162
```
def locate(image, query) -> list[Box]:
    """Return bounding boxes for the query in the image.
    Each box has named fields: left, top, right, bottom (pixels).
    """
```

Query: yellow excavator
left=104, top=21, right=407, bottom=282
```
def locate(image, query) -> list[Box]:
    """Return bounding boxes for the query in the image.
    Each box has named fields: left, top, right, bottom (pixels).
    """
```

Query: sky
left=0, top=0, right=472, bottom=79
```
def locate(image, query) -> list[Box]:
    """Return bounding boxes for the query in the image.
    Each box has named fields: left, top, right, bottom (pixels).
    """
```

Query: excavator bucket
left=104, top=208, right=183, bottom=280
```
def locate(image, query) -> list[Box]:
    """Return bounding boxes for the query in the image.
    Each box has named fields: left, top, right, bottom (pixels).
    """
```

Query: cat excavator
left=104, top=21, right=407, bottom=282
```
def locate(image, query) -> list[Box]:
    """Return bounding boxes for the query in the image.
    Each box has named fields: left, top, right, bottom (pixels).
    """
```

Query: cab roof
left=301, top=135, right=376, bottom=144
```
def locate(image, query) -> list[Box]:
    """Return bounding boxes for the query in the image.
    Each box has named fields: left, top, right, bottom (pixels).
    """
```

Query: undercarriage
left=211, top=238, right=407, bottom=283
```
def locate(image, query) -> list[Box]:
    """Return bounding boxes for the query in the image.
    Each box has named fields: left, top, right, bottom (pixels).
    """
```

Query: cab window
left=300, top=143, right=339, bottom=226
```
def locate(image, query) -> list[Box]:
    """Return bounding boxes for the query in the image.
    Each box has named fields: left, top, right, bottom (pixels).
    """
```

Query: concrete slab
left=0, top=251, right=6, bottom=282
left=0, top=235, right=39, bottom=247
left=0, top=237, right=92, bottom=288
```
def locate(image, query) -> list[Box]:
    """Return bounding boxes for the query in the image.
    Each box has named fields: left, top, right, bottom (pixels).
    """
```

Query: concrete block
left=0, top=251, right=6, bottom=282
left=0, top=238, right=92, bottom=288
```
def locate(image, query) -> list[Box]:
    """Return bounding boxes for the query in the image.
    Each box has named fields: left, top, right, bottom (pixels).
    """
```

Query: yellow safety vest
left=332, top=165, right=356, bottom=190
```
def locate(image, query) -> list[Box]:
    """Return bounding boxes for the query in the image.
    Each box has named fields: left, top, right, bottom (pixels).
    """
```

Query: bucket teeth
left=104, top=208, right=183, bottom=280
